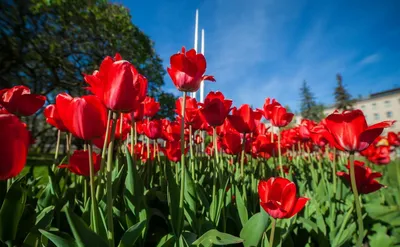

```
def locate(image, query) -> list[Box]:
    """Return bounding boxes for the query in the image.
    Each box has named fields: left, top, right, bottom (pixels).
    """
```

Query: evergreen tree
left=299, top=80, right=324, bottom=121
left=0, top=0, right=177, bottom=151
left=334, top=74, right=353, bottom=110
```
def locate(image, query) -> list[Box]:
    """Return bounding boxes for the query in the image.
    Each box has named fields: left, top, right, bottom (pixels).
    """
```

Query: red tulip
left=0, top=86, right=46, bottom=116
left=161, top=119, right=180, bottom=142
left=167, top=47, right=215, bottom=92
left=368, top=146, right=391, bottom=165
left=162, top=141, right=188, bottom=162
left=313, top=110, right=394, bottom=152
left=276, top=165, right=290, bottom=175
left=270, top=104, right=294, bottom=127
left=59, top=150, right=100, bottom=176
left=221, top=131, right=242, bottom=155
left=252, top=134, right=278, bottom=157
left=261, top=98, right=278, bottom=120
left=199, top=91, right=232, bottom=127
left=143, top=96, right=160, bottom=118
left=227, top=104, right=261, bottom=133
left=361, top=137, right=391, bottom=165
left=298, top=119, right=315, bottom=141
left=388, top=131, right=400, bottom=147
left=254, top=121, right=270, bottom=136
left=128, top=142, right=157, bottom=162
left=143, top=119, right=163, bottom=140
left=310, top=124, right=328, bottom=147
left=0, top=114, right=30, bottom=180
left=258, top=177, right=309, bottom=219
left=125, top=103, right=145, bottom=123
left=336, top=160, right=384, bottom=194
left=176, top=96, right=199, bottom=124
left=56, top=93, right=107, bottom=141
left=43, top=104, right=68, bottom=131
left=194, top=134, right=203, bottom=144
left=84, top=53, right=147, bottom=112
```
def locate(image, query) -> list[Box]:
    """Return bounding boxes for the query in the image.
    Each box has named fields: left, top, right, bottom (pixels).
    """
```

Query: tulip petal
left=261, top=201, right=287, bottom=219
left=285, top=197, right=309, bottom=218
left=325, top=110, right=367, bottom=151
left=359, top=121, right=395, bottom=151
left=203, top=75, right=216, bottom=82
left=281, top=182, right=297, bottom=214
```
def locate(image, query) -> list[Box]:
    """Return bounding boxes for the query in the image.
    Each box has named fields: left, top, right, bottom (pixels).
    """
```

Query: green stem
left=178, top=91, right=187, bottom=236
left=87, top=142, right=99, bottom=233
left=106, top=112, right=118, bottom=247
left=241, top=133, right=247, bottom=202
left=269, top=218, right=276, bottom=247
left=52, top=129, right=61, bottom=171
left=277, top=128, right=284, bottom=177
left=100, top=110, right=111, bottom=177
left=130, top=122, right=134, bottom=156
left=190, top=125, right=195, bottom=181
left=213, top=128, right=220, bottom=164
left=66, top=132, right=72, bottom=163
left=396, top=148, right=400, bottom=189
left=349, top=153, right=364, bottom=247
left=240, top=133, right=246, bottom=179
left=332, top=148, right=337, bottom=195
left=212, top=127, right=218, bottom=224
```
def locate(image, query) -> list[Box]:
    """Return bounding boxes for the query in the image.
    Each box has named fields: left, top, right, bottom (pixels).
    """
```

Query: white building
left=295, top=87, right=400, bottom=133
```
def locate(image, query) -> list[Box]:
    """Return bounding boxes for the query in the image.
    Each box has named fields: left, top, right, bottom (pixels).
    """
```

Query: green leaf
left=39, top=229, right=78, bottom=247
left=156, top=234, right=175, bottom=247
left=0, top=180, right=27, bottom=242
left=65, top=208, right=109, bottom=247
left=23, top=206, right=55, bottom=245
left=192, top=229, right=243, bottom=247
left=184, top=165, right=198, bottom=231
left=240, top=210, right=269, bottom=247
left=235, top=185, right=248, bottom=228
left=124, top=147, right=144, bottom=197
left=165, top=162, right=181, bottom=236
left=118, top=220, right=146, bottom=247
left=364, top=203, right=400, bottom=226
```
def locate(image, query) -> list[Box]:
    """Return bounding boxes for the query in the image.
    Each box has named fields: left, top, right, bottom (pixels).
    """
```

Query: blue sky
left=122, top=0, right=400, bottom=113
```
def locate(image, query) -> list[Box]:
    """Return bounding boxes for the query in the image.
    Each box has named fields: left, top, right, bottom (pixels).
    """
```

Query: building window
left=372, top=103, right=377, bottom=109
left=384, top=100, right=391, bottom=108
left=374, top=113, right=379, bottom=120
left=387, top=111, right=393, bottom=118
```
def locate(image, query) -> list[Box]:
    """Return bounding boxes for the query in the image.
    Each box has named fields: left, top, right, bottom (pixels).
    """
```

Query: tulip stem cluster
left=178, top=91, right=187, bottom=236
left=106, top=112, right=118, bottom=247
left=349, top=153, right=364, bottom=247
left=52, top=130, right=61, bottom=170
left=277, top=128, right=284, bottom=177
left=87, top=142, right=99, bottom=233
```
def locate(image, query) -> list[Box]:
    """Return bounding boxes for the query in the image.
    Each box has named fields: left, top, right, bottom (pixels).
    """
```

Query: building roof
left=370, top=87, right=400, bottom=98
left=325, top=87, right=400, bottom=110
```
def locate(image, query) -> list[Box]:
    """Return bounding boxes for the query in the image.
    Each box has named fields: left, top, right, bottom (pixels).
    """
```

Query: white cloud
left=358, top=53, right=381, bottom=65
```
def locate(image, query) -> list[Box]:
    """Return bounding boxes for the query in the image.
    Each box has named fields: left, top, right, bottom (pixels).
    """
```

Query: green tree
left=299, top=80, right=324, bottom=121
left=334, top=73, right=353, bottom=110
left=0, top=0, right=176, bottom=150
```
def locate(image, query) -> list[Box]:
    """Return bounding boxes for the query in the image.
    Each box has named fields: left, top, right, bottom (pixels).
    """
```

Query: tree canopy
left=0, top=0, right=176, bottom=111
left=299, top=80, right=324, bottom=121
left=334, top=74, right=354, bottom=111
left=0, top=0, right=176, bottom=151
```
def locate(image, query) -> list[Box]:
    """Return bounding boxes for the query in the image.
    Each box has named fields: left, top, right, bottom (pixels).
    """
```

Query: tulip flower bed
left=0, top=48, right=400, bottom=247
